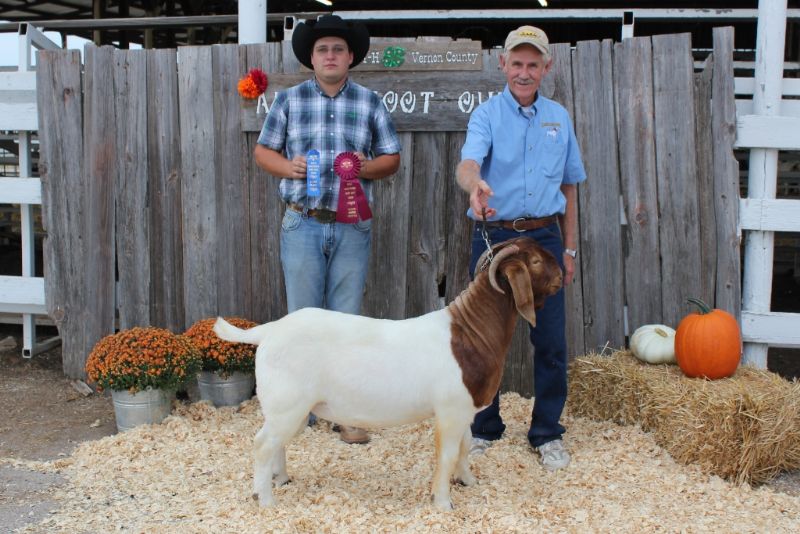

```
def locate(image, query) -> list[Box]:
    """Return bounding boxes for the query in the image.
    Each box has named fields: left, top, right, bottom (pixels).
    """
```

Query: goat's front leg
left=431, top=416, right=469, bottom=510
left=453, top=427, right=476, bottom=487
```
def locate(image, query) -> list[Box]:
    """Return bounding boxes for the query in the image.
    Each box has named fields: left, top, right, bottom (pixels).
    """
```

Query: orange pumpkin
left=674, top=298, right=742, bottom=379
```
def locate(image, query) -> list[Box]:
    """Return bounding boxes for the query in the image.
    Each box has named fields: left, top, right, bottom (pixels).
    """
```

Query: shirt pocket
left=286, top=111, right=316, bottom=154
left=345, top=113, right=372, bottom=154
left=539, top=129, right=568, bottom=179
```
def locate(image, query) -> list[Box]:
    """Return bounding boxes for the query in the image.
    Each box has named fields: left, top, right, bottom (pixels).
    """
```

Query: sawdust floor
left=6, top=394, right=800, bottom=533
left=3, top=320, right=800, bottom=533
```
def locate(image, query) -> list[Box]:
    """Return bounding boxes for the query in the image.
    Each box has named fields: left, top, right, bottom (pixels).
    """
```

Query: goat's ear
left=503, top=261, right=537, bottom=327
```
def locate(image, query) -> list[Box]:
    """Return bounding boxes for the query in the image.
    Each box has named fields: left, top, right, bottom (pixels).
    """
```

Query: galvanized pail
left=197, top=371, right=255, bottom=407
left=111, top=388, right=176, bottom=432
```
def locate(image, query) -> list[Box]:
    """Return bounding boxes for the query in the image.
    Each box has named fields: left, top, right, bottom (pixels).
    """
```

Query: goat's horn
left=488, top=244, right=520, bottom=293
left=476, top=242, right=506, bottom=274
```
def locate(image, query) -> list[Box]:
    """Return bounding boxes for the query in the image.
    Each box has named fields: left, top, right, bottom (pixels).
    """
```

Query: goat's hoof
left=455, top=473, right=476, bottom=487
left=431, top=494, right=454, bottom=511
left=257, top=494, right=276, bottom=508
left=272, top=474, right=290, bottom=487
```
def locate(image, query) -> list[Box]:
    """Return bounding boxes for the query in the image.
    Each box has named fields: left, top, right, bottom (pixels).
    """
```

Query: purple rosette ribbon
left=334, top=152, right=372, bottom=223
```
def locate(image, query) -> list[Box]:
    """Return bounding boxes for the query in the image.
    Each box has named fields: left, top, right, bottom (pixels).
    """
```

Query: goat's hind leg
left=453, top=427, right=476, bottom=487
left=269, top=414, right=308, bottom=487
left=252, top=424, right=276, bottom=506
left=253, top=416, right=302, bottom=506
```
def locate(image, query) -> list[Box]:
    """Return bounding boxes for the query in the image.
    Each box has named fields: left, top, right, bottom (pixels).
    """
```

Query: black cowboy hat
left=291, top=15, right=370, bottom=70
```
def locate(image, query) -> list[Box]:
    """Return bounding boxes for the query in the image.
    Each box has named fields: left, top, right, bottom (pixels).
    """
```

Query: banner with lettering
left=242, top=71, right=506, bottom=132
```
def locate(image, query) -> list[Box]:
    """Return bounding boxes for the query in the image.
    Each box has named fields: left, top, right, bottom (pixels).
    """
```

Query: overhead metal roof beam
left=0, top=14, right=240, bottom=32
left=329, top=8, right=799, bottom=21
left=1, top=6, right=82, bottom=19
left=0, top=9, right=797, bottom=34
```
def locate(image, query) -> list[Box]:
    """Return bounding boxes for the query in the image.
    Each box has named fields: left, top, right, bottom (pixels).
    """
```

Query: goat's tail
left=213, top=317, right=271, bottom=346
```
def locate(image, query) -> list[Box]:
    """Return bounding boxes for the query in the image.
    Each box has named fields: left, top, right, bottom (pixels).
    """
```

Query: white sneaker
left=470, top=437, right=492, bottom=455
left=536, top=439, right=570, bottom=471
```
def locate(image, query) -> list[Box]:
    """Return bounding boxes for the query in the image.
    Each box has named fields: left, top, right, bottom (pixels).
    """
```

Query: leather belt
left=483, top=215, right=559, bottom=232
left=287, top=203, right=337, bottom=224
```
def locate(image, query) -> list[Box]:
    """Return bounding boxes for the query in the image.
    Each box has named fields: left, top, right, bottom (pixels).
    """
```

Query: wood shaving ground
left=18, top=394, right=800, bottom=533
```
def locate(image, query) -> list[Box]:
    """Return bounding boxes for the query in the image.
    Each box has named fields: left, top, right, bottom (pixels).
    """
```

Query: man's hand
left=470, top=179, right=496, bottom=219
left=254, top=145, right=308, bottom=179
left=457, top=160, right=496, bottom=219
left=562, top=255, right=576, bottom=287
left=288, top=155, right=307, bottom=179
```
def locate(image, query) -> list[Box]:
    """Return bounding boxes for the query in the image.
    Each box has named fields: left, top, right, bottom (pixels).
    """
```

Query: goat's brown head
left=477, top=237, right=563, bottom=327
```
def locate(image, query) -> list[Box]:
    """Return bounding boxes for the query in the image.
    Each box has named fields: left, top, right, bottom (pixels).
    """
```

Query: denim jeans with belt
left=469, top=222, right=567, bottom=448
left=280, top=208, right=372, bottom=314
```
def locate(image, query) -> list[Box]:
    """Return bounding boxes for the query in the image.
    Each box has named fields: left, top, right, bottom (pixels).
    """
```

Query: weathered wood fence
left=36, top=28, right=739, bottom=396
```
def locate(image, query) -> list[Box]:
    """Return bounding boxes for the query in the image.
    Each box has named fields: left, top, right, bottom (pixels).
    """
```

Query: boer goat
left=213, top=236, right=563, bottom=510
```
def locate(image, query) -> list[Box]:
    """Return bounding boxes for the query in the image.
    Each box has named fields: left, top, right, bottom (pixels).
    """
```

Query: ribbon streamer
left=334, top=152, right=372, bottom=223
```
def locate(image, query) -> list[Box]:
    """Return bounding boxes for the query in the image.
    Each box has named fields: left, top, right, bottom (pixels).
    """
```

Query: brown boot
left=339, top=425, right=370, bottom=444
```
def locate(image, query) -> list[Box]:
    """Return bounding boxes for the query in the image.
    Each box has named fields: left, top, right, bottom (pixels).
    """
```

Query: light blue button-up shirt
left=461, top=85, right=587, bottom=221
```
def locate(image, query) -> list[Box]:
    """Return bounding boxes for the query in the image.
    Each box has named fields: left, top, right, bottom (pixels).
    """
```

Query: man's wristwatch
left=564, top=248, right=577, bottom=258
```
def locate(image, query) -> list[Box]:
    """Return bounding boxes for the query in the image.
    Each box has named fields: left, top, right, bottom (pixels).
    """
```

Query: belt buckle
left=511, top=217, right=526, bottom=232
left=314, top=210, right=337, bottom=224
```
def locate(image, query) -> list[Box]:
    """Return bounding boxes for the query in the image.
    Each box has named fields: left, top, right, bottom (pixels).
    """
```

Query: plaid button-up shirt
left=257, top=78, right=401, bottom=211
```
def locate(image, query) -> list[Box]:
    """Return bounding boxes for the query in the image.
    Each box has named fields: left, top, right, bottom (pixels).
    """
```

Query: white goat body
left=216, top=307, right=472, bottom=428
left=213, top=236, right=563, bottom=510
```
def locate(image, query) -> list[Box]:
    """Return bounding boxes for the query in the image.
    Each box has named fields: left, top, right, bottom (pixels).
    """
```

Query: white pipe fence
left=738, top=1, right=800, bottom=364
left=0, top=23, right=60, bottom=357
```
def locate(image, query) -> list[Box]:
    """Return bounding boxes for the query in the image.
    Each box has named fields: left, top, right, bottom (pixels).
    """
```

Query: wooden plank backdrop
left=615, top=36, right=662, bottom=333
left=36, top=49, right=84, bottom=378
left=81, top=45, right=117, bottom=374
left=695, top=54, right=717, bottom=313
left=177, top=45, right=218, bottom=327
left=114, top=48, right=150, bottom=330
left=652, top=33, right=705, bottom=330
left=37, top=33, right=741, bottom=399
left=711, top=27, right=741, bottom=320
left=574, top=38, right=625, bottom=352
left=147, top=49, right=185, bottom=333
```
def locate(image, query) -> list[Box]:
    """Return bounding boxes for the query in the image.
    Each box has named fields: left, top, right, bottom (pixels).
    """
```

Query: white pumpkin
left=630, top=324, right=677, bottom=364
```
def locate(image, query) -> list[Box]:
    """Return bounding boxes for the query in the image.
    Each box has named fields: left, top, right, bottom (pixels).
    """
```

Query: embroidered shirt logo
left=542, top=122, right=561, bottom=139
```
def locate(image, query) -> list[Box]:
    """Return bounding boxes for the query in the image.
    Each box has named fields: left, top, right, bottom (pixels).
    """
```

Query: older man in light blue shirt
left=457, top=25, right=587, bottom=471
left=461, top=85, right=585, bottom=221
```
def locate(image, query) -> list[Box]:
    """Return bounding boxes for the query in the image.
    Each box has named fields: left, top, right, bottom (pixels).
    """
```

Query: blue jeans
left=280, top=208, right=372, bottom=314
left=469, top=222, right=568, bottom=448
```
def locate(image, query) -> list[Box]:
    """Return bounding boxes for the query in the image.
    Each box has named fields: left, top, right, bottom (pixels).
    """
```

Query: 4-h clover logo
left=382, top=46, right=405, bottom=68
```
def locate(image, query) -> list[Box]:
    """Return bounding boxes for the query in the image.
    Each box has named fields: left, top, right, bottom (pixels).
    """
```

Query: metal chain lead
left=479, top=207, right=493, bottom=271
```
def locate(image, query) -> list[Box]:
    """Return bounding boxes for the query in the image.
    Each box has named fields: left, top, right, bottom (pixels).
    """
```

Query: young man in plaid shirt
left=255, top=15, right=401, bottom=444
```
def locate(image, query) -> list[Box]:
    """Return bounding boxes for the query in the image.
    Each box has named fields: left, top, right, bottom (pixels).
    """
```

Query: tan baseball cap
left=504, top=25, right=550, bottom=57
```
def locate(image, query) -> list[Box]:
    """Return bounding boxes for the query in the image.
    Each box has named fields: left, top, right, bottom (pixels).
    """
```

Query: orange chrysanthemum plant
left=184, top=317, right=258, bottom=378
left=237, top=68, right=268, bottom=99
left=85, top=327, right=202, bottom=393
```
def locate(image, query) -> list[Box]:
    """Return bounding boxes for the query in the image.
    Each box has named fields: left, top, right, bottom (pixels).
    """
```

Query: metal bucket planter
left=111, top=388, right=176, bottom=432
left=197, top=371, right=255, bottom=407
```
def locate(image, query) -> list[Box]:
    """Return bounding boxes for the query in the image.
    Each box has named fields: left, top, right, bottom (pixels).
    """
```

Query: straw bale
left=568, top=350, right=800, bottom=485
left=9, top=394, right=800, bottom=533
